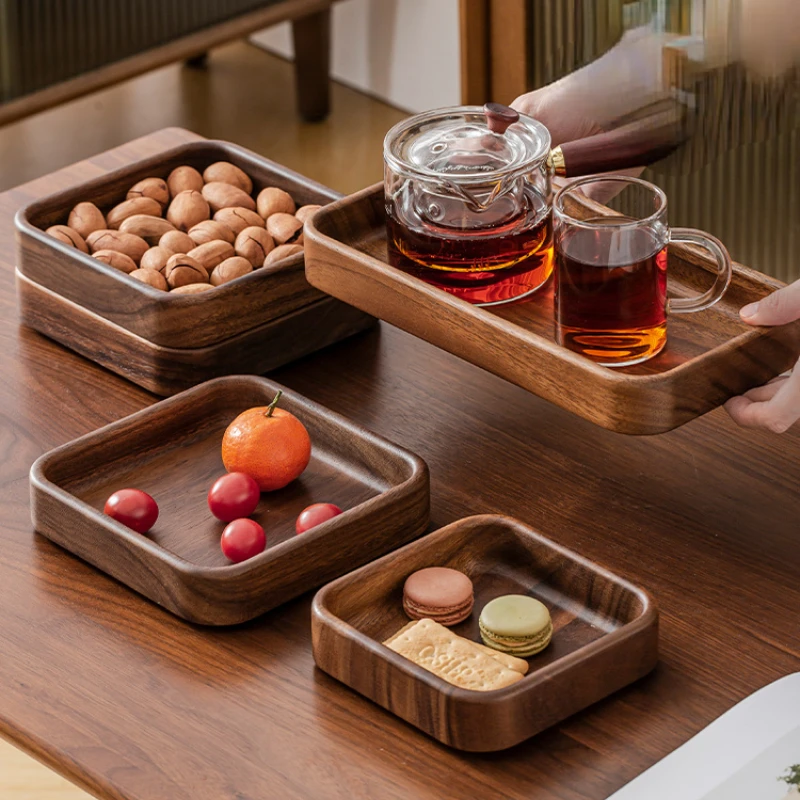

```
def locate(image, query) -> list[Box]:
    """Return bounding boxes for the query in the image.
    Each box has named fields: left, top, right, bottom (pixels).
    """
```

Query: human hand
left=511, top=25, right=667, bottom=142
left=511, top=81, right=645, bottom=204
left=724, top=280, right=800, bottom=433
left=511, top=83, right=604, bottom=148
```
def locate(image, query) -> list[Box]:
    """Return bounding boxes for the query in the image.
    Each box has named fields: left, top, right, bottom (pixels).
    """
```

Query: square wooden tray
left=17, top=269, right=372, bottom=397
left=15, top=138, right=347, bottom=349
left=312, top=514, right=659, bottom=752
left=30, top=376, right=430, bottom=625
left=304, top=184, right=800, bottom=434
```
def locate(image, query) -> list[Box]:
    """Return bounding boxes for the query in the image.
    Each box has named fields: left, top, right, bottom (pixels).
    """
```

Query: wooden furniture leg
left=185, top=53, right=209, bottom=69
left=291, top=8, right=331, bottom=122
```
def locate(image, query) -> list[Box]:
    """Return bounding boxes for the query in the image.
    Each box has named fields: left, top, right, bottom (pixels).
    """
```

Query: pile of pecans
left=44, top=161, right=320, bottom=295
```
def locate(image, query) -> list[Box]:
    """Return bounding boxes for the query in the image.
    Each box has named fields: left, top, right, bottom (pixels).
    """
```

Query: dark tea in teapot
left=384, top=105, right=554, bottom=306
left=386, top=186, right=553, bottom=306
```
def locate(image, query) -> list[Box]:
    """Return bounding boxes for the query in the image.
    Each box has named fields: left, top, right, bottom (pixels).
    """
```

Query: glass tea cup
left=553, top=176, right=732, bottom=367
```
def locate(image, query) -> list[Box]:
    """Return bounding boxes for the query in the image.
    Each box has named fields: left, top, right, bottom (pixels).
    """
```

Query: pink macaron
left=402, top=567, right=474, bottom=626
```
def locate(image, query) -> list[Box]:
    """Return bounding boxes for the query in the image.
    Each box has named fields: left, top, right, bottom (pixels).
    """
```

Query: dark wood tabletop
left=1, top=128, right=798, bottom=800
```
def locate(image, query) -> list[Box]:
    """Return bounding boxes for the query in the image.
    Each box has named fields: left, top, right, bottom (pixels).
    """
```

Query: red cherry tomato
left=104, top=489, right=159, bottom=534
left=208, top=472, right=260, bottom=522
left=295, top=503, right=343, bottom=534
left=221, top=518, right=266, bottom=563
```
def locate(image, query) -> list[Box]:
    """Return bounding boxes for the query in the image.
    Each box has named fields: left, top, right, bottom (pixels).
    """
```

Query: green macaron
left=478, top=595, right=553, bottom=657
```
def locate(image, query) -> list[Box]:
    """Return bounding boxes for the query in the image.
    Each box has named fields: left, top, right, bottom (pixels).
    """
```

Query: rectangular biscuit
left=384, top=619, right=528, bottom=675
left=383, top=618, right=524, bottom=692
left=469, top=638, right=529, bottom=674
left=383, top=620, right=418, bottom=646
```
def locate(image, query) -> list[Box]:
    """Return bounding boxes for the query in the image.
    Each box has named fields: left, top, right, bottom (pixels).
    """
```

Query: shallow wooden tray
left=304, top=184, right=800, bottom=435
left=30, top=376, right=430, bottom=625
left=16, top=138, right=341, bottom=349
left=17, top=270, right=373, bottom=396
left=312, top=514, right=658, bottom=752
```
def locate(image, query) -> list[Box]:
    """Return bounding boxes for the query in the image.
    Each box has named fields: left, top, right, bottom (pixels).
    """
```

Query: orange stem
left=265, top=390, right=282, bottom=417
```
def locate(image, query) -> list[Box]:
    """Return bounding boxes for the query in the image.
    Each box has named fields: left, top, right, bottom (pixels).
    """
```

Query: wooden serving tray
left=304, top=184, right=800, bottom=434
left=17, top=270, right=373, bottom=396
left=30, top=376, right=430, bottom=625
left=16, top=138, right=347, bottom=349
left=312, top=514, right=658, bottom=752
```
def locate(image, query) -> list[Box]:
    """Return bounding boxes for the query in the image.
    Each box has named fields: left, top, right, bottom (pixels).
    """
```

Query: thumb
left=740, top=279, right=800, bottom=326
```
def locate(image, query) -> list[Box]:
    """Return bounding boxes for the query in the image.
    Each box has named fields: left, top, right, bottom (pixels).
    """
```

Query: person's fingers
left=724, top=359, right=800, bottom=432
left=511, top=91, right=546, bottom=114
left=741, top=378, right=786, bottom=403
left=579, top=167, right=648, bottom=203
left=739, top=278, right=800, bottom=326
left=511, top=92, right=540, bottom=118
left=724, top=395, right=800, bottom=433
left=511, top=87, right=602, bottom=146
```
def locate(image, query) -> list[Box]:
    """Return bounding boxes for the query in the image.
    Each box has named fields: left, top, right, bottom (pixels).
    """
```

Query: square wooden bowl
left=29, top=376, right=430, bottom=625
left=16, top=139, right=345, bottom=349
left=312, top=515, right=659, bottom=752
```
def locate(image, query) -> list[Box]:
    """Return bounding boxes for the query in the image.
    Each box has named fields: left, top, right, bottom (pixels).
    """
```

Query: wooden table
left=1, top=128, right=797, bottom=800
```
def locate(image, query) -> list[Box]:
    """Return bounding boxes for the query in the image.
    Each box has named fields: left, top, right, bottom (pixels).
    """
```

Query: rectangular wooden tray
left=30, top=376, right=430, bottom=625
left=17, top=270, right=373, bottom=396
left=304, top=184, right=800, bottom=434
left=16, top=138, right=345, bottom=349
left=312, top=514, right=658, bottom=752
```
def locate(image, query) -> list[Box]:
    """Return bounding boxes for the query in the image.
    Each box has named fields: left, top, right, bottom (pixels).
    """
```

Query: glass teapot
left=383, top=102, right=682, bottom=306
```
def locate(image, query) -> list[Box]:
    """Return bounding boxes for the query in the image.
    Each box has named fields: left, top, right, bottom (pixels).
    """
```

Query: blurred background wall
left=252, top=0, right=461, bottom=112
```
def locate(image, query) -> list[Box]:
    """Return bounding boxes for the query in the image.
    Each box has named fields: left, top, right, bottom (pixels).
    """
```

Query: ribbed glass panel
left=592, top=58, right=798, bottom=282
left=649, top=65, right=798, bottom=281
left=526, top=0, right=626, bottom=89
left=645, top=131, right=799, bottom=282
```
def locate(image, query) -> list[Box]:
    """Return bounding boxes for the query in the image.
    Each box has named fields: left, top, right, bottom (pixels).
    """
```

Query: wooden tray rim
left=30, top=375, right=428, bottom=581
left=15, top=268, right=347, bottom=354
left=307, top=182, right=782, bottom=386
left=14, top=138, right=339, bottom=305
left=312, top=513, right=659, bottom=705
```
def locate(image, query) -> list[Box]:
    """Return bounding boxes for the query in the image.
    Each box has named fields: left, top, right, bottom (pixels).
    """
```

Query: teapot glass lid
left=384, top=104, right=551, bottom=184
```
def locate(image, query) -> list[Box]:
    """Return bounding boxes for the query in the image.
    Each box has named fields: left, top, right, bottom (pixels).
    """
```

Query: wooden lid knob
left=484, top=102, right=519, bottom=134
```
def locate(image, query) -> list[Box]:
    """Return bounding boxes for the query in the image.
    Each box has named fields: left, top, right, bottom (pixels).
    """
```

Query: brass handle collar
left=547, top=146, right=566, bottom=177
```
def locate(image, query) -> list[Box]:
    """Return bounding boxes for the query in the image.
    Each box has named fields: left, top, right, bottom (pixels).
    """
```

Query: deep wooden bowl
left=16, top=139, right=340, bottom=349
left=30, top=376, right=430, bottom=625
left=312, top=514, right=659, bottom=752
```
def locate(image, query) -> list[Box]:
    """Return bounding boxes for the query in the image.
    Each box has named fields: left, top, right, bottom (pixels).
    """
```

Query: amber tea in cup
left=553, top=177, right=732, bottom=367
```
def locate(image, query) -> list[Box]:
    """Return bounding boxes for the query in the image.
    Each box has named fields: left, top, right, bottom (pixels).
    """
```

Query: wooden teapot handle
left=482, top=100, right=686, bottom=178
left=550, top=103, right=687, bottom=178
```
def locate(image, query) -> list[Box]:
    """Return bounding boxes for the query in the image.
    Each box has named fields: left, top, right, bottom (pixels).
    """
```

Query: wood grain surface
left=304, top=184, right=800, bottom=434
left=313, top=514, right=659, bottom=751
left=1, top=129, right=798, bottom=800
left=17, top=270, right=373, bottom=396
left=30, top=375, right=429, bottom=625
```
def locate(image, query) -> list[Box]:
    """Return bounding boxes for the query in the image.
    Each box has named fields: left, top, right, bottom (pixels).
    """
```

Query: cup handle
left=667, top=228, right=733, bottom=314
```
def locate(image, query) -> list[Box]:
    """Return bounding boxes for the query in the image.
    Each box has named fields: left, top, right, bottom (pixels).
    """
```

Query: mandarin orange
left=221, top=391, right=311, bottom=491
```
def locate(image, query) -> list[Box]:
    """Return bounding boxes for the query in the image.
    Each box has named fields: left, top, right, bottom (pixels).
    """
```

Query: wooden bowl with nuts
left=15, top=140, right=339, bottom=349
